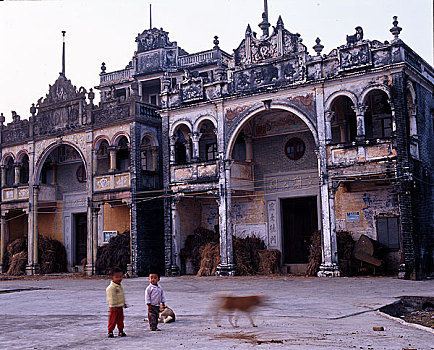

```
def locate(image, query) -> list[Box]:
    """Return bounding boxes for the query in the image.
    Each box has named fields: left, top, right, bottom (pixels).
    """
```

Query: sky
left=0, top=0, right=432, bottom=122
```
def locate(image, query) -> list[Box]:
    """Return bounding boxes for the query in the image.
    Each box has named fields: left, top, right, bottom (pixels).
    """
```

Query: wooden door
left=74, top=213, right=87, bottom=265
left=281, top=197, right=318, bottom=264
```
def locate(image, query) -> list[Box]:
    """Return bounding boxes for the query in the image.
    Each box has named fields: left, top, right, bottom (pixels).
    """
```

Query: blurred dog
left=159, top=305, right=176, bottom=324
left=213, top=292, right=266, bottom=328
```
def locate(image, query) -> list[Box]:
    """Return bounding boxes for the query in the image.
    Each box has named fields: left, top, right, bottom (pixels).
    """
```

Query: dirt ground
left=0, top=275, right=433, bottom=349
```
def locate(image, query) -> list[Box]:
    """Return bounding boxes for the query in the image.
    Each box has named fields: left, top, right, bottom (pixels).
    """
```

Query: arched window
left=116, top=136, right=130, bottom=171
left=96, top=139, right=110, bottom=174
left=4, top=157, right=14, bottom=187
left=364, top=90, right=392, bottom=139
left=175, top=130, right=187, bottom=165
left=19, top=154, right=29, bottom=184
left=330, top=96, right=356, bottom=143
left=141, top=136, right=158, bottom=171
left=198, top=120, right=217, bottom=162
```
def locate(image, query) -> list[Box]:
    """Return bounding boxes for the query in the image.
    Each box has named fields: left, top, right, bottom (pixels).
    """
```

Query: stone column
left=92, top=206, right=100, bottom=271
left=244, top=135, right=253, bottom=162
left=170, top=197, right=181, bottom=274
left=26, top=186, right=39, bottom=275
left=216, top=158, right=236, bottom=276
left=408, top=103, right=418, bottom=138
left=1, top=165, right=6, bottom=187
left=151, top=147, right=158, bottom=171
left=324, top=110, right=334, bottom=144
left=0, top=213, right=6, bottom=273
left=108, top=146, right=118, bottom=172
left=185, top=142, right=191, bottom=163
left=14, top=164, right=21, bottom=186
left=92, top=151, right=98, bottom=175
left=50, top=163, right=57, bottom=185
left=317, top=146, right=340, bottom=277
left=352, top=104, right=368, bottom=142
left=169, top=136, right=177, bottom=164
left=190, top=132, right=201, bottom=162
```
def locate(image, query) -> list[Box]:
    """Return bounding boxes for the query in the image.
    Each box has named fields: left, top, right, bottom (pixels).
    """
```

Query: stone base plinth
left=85, top=264, right=95, bottom=276
left=317, top=263, right=341, bottom=277
left=216, top=263, right=236, bottom=277
left=25, top=264, right=40, bottom=275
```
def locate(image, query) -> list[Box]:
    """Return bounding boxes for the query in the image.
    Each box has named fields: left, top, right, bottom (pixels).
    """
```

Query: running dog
left=213, top=293, right=266, bottom=328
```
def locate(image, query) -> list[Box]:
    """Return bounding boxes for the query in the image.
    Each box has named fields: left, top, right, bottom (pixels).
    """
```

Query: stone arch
left=360, top=84, right=392, bottom=104
left=93, top=135, right=111, bottom=150
left=1, top=152, right=15, bottom=165
left=325, top=90, right=358, bottom=112
left=112, top=132, right=130, bottom=146
left=407, top=81, right=417, bottom=104
left=193, top=115, right=217, bottom=133
left=225, top=103, right=318, bottom=160
left=33, top=141, right=87, bottom=185
left=170, top=120, right=193, bottom=138
left=141, top=132, right=159, bottom=147
left=16, top=150, right=29, bottom=164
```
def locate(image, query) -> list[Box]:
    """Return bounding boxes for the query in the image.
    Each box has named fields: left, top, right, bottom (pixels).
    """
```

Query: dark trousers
left=108, top=307, right=124, bottom=332
left=148, top=305, right=160, bottom=330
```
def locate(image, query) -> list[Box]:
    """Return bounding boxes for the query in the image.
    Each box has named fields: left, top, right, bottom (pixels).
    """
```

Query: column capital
left=351, top=103, right=368, bottom=116
left=189, top=132, right=202, bottom=142
left=108, top=146, right=120, bottom=153
left=324, top=109, right=335, bottom=122
left=169, top=135, right=178, bottom=145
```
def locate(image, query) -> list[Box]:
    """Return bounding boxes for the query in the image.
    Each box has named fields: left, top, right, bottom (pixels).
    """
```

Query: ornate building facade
left=0, top=4, right=433, bottom=278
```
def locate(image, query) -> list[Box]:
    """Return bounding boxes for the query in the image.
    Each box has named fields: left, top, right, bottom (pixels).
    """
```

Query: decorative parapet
left=94, top=172, right=131, bottom=192
left=170, top=161, right=218, bottom=183
left=2, top=186, right=29, bottom=202
left=328, top=140, right=396, bottom=166
left=100, top=68, right=133, bottom=85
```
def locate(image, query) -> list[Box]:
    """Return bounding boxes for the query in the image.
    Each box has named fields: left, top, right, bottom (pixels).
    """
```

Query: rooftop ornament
left=258, top=0, right=270, bottom=39
left=390, top=16, right=402, bottom=41
left=101, top=62, right=106, bottom=74
left=30, top=103, right=36, bottom=117
left=313, top=37, right=324, bottom=56
left=213, top=35, right=220, bottom=49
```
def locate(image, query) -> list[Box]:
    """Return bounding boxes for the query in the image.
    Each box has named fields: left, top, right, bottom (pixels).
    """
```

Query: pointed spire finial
left=246, top=24, right=252, bottom=35
left=61, top=31, right=66, bottom=76
left=149, top=3, right=152, bottom=29
left=313, top=37, right=324, bottom=56
left=390, top=16, right=402, bottom=41
left=259, top=0, right=270, bottom=38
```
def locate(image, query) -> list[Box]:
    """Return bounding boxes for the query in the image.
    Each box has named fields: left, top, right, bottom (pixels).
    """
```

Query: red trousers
left=108, top=307, right=124, bottom=332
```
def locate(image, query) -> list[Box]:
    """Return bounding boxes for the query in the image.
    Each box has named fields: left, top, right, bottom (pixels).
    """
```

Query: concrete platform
left=0, top=276, right=433, bottom=349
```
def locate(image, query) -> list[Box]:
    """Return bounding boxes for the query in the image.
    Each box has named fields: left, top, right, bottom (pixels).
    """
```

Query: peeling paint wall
left=103, top=204, right=130, bottom=234
left=38, top=202, right=63, bottom=242
left=335, top=183, right=399, bottom=241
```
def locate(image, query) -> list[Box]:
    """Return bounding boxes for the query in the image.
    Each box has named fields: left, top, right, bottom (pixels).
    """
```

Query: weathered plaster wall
left=253, top=131, right=317, bottom=180
left=6, top=211, right=28, bottom=243
left=38, top=202, right=63, bottom=242
left=56, top=163, right=86, bottom=197
left=103, top=204, right=130, bottom=234
left=334, top=184, right=399, bottom=241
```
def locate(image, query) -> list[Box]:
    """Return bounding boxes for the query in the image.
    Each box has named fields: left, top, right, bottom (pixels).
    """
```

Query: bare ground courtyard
left=0, top=276, right=433, bottom=349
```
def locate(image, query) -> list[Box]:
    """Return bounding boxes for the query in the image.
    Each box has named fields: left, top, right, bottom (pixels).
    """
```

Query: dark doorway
left=281, top=196, right=318, bottom=264
left=74, top=213, right=87, bottom=265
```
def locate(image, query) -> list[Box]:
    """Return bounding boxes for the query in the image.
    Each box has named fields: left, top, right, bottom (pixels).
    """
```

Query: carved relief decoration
left=137, top=52, right=161, bottom=73
left=136, top=28, right=175, bottom=53
left=38, top=75, right=84, bottom=107
left=339, top=43, right=372, bottom=70
left=180, top=79, right=204, bottom=103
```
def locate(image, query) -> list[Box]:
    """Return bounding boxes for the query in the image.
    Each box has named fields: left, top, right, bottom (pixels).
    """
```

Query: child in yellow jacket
left=106, top=267, right=127, bottom=338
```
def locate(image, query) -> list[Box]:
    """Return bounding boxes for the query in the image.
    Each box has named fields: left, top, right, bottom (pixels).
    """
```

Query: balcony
left=328, top=140, right=396, bottom=166
left=100, top=68, right=133, bottom=85
left=1, top=186, right=29, bottom=202
left=230, top=161, right=254, bottom=191
left=170, top=161, right=218, bottom=183
left=94, top=172, right=131, bottom=192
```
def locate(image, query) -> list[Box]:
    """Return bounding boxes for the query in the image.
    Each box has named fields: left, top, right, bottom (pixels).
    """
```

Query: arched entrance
left=226, top=106, right=320, bottom=274
left=34, top=143, right=88, bottom=270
